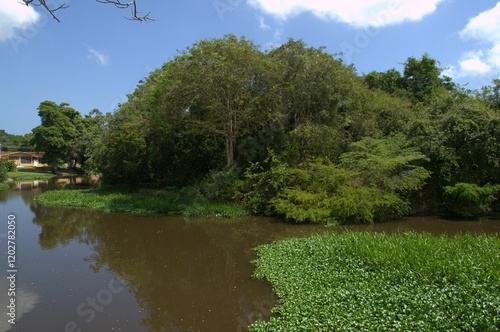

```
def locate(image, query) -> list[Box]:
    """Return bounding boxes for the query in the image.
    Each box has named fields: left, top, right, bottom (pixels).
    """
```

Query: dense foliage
left=31, top=102, right=110, bottom=170
left=0, top=130, right=34, bottom=152
left=251, top=232, right=500, bottom=331
left=30, top=35, right=500, bottom=222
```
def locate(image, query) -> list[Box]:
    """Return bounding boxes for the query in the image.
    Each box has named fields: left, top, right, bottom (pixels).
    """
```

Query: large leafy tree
left=179, top=34, right=268, bottom=166
left=364, top=53, right=455, bottom=104
left=268, top=39, right=362, bottom=163
left=31, top=101, right=83, bottom=169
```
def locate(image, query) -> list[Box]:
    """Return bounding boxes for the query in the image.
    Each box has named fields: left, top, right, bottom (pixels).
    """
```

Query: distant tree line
left=28, top=35, right=500, bottom=221
left=0, top=130, right=34, bottom=152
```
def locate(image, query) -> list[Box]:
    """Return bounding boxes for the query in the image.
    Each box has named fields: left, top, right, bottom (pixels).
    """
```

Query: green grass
left=8, top=172, right=56, bottom=181
left=34, top=187, right=250, bottom=217
left=7, top=169, right=56, bottom=181
left=250, top=232, right=500, bottom=331
left=0, top=182, right=11, bottom=190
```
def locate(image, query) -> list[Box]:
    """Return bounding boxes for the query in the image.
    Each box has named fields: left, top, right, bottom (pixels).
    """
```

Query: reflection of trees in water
left=30, top=205, right=280, bottom=331
left=86, top=217, right=277, bottom=331
left=30, top=201, right=101, bottom=249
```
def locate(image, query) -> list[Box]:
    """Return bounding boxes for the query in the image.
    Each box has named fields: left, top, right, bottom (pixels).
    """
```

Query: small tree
left=31, top=101, right=83, bottom=171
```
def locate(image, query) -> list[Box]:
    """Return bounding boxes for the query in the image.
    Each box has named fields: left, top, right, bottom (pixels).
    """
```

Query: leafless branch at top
left=21, top=0, right=154, bottom=22
left=21, top=0, right=69, bottom=22
left=96, top=0, right=155, bottom=22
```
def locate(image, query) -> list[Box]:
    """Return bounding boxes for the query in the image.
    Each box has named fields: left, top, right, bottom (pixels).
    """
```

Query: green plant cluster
left=251, top=232, right=500, bottom=331
left=0, top=160, right=15, bottom=182
left=444, top=182, right=500, bottom=218
left=34, top=187, right=249, bottom=217
left=243, top=135, right=431, bottom=224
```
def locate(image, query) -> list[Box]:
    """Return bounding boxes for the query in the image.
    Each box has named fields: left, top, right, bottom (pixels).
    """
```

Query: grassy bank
left=250, top=232, right=500, bottom=331
left=34, top=187, right=250, bottom=217
left=8, top=171, right=56, bottom=181
left=0, top=183, right=11, bottom=190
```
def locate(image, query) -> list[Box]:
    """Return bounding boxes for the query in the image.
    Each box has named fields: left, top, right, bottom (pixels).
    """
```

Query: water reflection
left=1, top=179, right=499, bottom=331
left=31, top=203, right=281, bottom=331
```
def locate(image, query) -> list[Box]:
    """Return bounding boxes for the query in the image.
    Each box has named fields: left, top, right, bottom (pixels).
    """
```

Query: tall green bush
left=0, top=159, right=17, bottom=182
left=0, top=159, right=17, bottom=172
left=443, top=182, right=500, bottom=217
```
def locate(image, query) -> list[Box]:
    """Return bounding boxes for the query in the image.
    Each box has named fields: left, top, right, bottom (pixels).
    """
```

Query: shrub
left=0, top=159, right=17, bottom=182
left=270, top=159, right=408, bottom=224
left=0, top=159, right=17, bottom=172
left=198, top=163, right=243, bottom=201
left=0, top=159, right=16, bottom=182
left=443, top=182, right=500, bottom=217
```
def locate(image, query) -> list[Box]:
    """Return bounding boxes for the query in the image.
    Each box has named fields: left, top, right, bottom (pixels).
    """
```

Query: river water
left=0, top=178, right=499, bottom=332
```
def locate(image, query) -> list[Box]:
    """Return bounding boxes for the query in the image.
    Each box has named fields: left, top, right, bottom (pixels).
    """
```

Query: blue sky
left=1, top=0, right=500, bottom=135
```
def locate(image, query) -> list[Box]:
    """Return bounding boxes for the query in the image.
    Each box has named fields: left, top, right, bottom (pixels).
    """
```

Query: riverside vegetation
left=28, top=35, right=499, bottom=222
left=250, top=232, right=500, bottom=331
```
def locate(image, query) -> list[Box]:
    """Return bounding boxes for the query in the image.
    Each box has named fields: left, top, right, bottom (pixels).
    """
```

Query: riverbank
left=0, top=168, right=58, bottom=190
left=34, top=187, right=250, bottom=217
left=250, top=231, right=500, bottom=331
left=6, top=166, right=81, bottom=182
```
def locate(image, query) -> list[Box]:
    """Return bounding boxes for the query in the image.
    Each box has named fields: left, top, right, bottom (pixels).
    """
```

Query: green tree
left=31, top=101, right=82, bottom=170
left=402, top=53, right=448, bottom=103
left=179, top=35, right=268, bottom=166
left=92, top=99, right=151, bottom=184
left=268, top=39, right=362, bottom=162
left=77, top=109, right=112, bottom=172
left=364, top=68, right=404, bottom=95
left=481, top=79, right=500, bottom=110
left=444, top=182, right=500, bottom=218
left=340, top=134, right=431, bottom=195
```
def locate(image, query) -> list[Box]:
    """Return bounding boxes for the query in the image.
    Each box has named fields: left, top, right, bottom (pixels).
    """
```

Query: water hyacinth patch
left=34, top=188, right=249, bottom=217
left=250, top=232, right=500, bottom=331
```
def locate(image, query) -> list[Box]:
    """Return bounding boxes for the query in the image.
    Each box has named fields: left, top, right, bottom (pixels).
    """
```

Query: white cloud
left=454, top=2, right=500, bottom=77
left=0, top=0, right=40, bottom=42
left=247, top=0, right=445, bottom=27
left=87, top=47, right=110, bottom=66
left=458, top=51, right=491, bottom=76
left=460, top=2, right=500, bottom=42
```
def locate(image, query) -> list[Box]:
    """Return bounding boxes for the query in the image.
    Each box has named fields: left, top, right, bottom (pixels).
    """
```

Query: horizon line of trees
left=25, top=35, right=500, bottom=221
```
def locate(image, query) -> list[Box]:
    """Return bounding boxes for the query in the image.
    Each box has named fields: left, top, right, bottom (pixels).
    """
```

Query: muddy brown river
left=1, top=178, right=499, bottom=331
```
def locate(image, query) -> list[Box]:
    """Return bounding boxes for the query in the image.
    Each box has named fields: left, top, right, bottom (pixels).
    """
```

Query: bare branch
left=21, top=0, right=154, bottom=22
left=21, top=0, right=69, bottom=22
left=96, top=0, right=155, bottom=22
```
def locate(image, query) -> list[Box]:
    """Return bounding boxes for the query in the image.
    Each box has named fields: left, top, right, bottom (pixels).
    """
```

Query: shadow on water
left=0, top=179, right=498, bottom=331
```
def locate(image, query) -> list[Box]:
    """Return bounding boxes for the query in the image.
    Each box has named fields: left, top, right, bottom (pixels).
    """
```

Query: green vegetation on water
left=34, top=187, right=249, bottom=217
left=7, top=171, right=56, bottom=182
left=250, top=232, right=500, bottom=331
